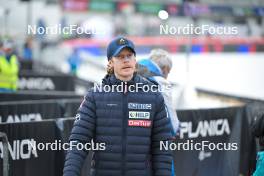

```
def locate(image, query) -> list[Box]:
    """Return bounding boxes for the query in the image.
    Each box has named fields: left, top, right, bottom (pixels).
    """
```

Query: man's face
left=4, top=48, right=12, bottom=55
left=110, top=47, right=136, bottom=80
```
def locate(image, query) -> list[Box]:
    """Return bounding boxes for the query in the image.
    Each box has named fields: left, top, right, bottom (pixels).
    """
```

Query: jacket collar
left=102, top=73, right=149, bottom=87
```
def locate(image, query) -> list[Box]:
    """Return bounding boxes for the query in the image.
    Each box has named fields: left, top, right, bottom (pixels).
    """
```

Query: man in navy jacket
left=63, top=37, right=173, bottom=176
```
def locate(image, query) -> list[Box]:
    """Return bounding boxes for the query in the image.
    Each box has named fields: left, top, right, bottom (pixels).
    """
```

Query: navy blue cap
left=107, top=37, right=136, bottom=60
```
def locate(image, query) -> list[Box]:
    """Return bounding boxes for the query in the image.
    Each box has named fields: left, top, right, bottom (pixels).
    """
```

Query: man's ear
left=107, top=59, right=114, bottom=75
left=109, top=59, right=114, bottom=66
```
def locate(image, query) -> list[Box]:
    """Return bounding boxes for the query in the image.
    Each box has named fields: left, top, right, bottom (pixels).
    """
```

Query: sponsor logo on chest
left=129, top=111, right=150, bottom=119
left=128, top=120, right=152, bottom=127
left=128, top=103, right=152, bottom=110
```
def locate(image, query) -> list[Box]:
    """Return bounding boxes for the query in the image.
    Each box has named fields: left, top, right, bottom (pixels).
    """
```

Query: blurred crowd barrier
left=0, top=102, right=262, bottom=176
left=18, top=59, right=94, bottom=93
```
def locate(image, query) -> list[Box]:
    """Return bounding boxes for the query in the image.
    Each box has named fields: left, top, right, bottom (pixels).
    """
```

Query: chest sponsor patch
left=128, top=103, right=152, bottom=110
left=129, top=111, right=150, bottom=119
left=128, top=120, right=152, bottom=127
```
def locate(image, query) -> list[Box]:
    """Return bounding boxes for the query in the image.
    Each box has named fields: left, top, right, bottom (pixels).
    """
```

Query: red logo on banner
left=128, top=120, right=152, bottom=127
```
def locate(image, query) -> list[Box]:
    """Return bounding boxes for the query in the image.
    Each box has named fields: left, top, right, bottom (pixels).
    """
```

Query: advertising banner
left=175, top=106, right=255, bottom=176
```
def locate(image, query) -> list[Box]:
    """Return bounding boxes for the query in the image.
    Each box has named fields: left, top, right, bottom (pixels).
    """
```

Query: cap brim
left=112, top=45, right=135, bottom=57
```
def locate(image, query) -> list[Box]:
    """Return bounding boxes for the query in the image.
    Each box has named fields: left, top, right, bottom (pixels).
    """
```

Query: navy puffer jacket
left=63, top=73, right=173, bottom=176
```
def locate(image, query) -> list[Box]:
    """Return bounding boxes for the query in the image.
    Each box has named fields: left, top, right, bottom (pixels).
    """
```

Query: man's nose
left=123, top=56, right=130, bottom=62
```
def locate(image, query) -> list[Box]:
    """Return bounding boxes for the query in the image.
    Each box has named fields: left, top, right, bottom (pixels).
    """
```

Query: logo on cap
left=117, top=38, right=127, bottom=45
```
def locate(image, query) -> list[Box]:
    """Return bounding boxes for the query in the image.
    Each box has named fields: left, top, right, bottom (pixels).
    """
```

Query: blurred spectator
left=37, top=18, right=46, bottom=41
left=67, top=48, right=82, bottom=75
left=23, top=37, right=33, bottom=60
left=37, top=18, right=47, bottom=50
left=137, top=49, right=180, bottom=176
left=149, top=49, right=172, bottom=79
left=138, top=49, right=180, bottom=134
left=251, top=114, right=264, bottom=176
left=0, top=40, right=19, bottom=92
left=137, top=57, right=180, bottom=134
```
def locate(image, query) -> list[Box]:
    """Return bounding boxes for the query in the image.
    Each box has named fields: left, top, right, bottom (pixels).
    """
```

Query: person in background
left=0, top=40, right=19, bottom=92
left=23, top=37, right=33, bottom=60
left=149, top=49, right=180, bottom=134
left=67, top=48, right=82, bottom=75
left=251, top=114, right=264, bottom=176
left=137, top=49, right=180, bottom=176
left=138, top=49, right=180, bottom=136
left=36, top=18, right=47, bottom=50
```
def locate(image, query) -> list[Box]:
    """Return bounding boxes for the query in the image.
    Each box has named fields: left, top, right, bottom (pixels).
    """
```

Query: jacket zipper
left=122, top=82, right=128, bottom=176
